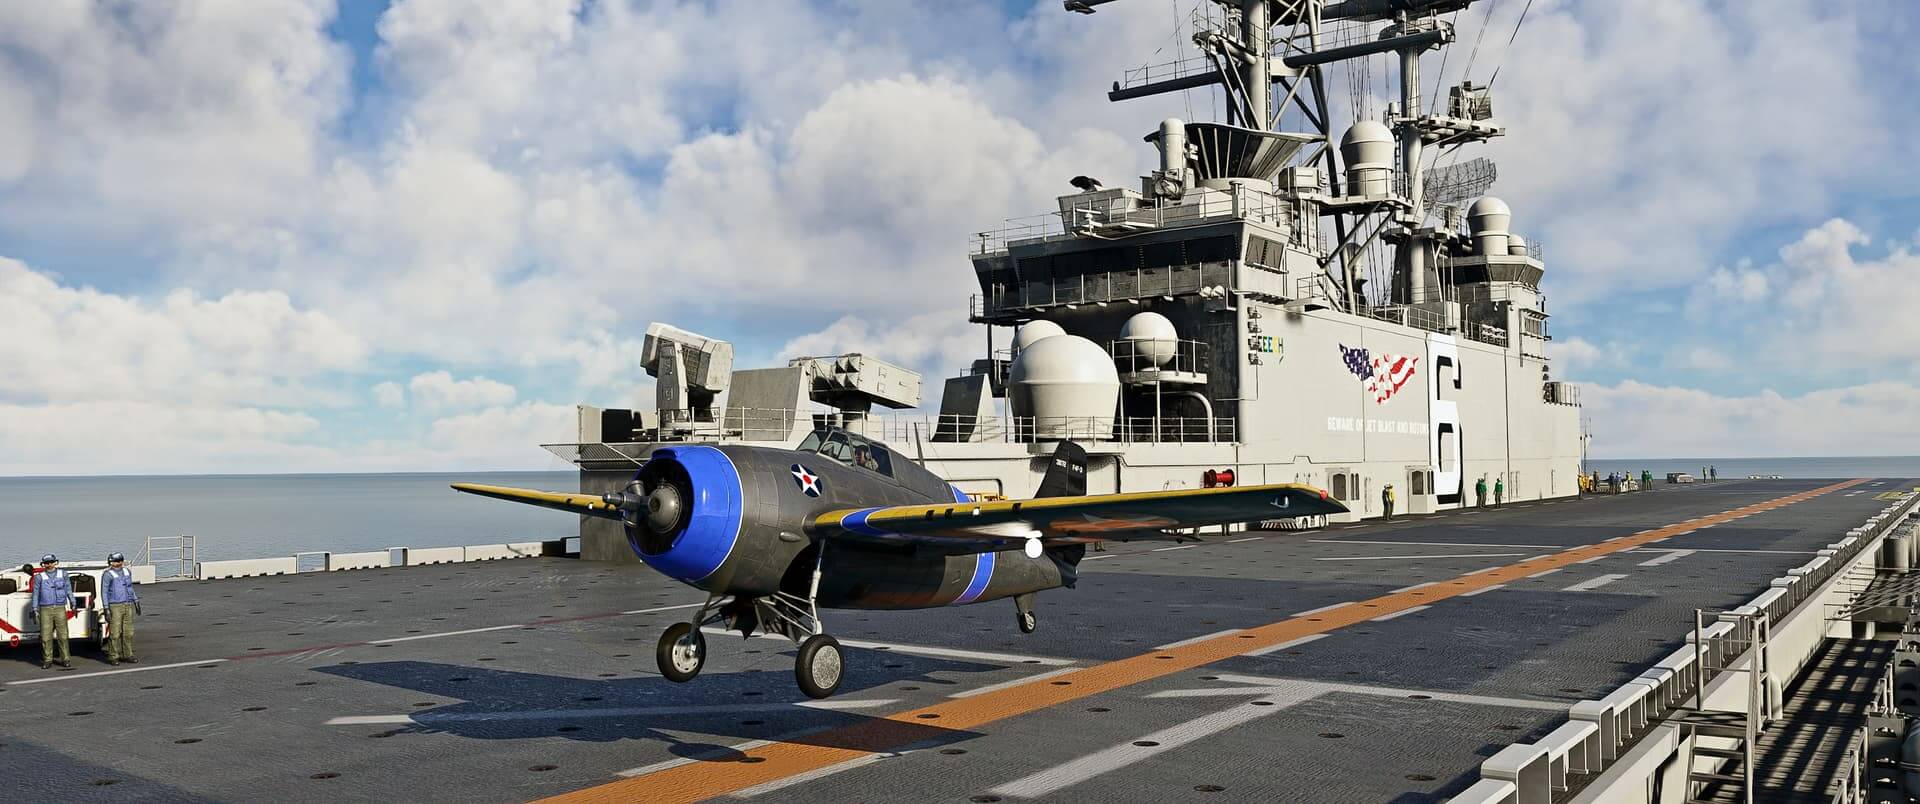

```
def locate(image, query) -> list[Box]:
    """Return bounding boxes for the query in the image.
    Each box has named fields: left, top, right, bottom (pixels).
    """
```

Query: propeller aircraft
left=453, top=427, right=1345, bottom=698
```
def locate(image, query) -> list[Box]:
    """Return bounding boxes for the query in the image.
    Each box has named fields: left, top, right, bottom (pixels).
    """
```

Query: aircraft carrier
left=4, top=478, right=1916, bottom=803
left=8, top=1, right=1918, bottom=802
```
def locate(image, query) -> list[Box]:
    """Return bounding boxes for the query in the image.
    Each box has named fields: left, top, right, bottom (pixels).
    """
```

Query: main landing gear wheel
left=1017, top=609, right=1038, bottom=634
left=794, top=634, right=844, bottom=699
left=657, top=621, right=706, bottom=683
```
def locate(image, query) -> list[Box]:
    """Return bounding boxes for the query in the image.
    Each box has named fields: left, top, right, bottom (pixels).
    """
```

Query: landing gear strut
left=1015, top=592, right=1038, bottom=634
left=650, top=543, right=846, bottom=698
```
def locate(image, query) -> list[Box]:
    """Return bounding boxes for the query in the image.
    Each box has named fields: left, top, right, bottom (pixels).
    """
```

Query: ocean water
left=3, top=458, right=1917, bottom=565
left=0, top=472, right=580, bottom=565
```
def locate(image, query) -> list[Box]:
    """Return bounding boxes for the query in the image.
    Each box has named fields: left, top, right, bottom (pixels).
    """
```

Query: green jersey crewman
left=1475, top=477, right=1487, bottom=507
left=1494, top=477, right=1504, bottom=507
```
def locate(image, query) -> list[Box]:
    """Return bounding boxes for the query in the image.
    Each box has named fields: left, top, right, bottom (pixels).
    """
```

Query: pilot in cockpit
left=852, top=445, right=878, bottom=471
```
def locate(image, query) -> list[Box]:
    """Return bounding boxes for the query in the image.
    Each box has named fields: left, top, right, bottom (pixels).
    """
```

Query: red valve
left=1202, top=469, right=1236, bottom=488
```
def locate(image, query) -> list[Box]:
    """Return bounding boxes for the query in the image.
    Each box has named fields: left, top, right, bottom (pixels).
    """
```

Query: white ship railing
left=973, top=183, right=1295, bottom=256
left=603, top=408, right=1237, bottom=446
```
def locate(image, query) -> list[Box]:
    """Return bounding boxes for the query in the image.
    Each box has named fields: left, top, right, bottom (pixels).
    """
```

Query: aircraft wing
left=450, top=483, right=626, bottom=521
left=808, top=484, right=1346, bottom=554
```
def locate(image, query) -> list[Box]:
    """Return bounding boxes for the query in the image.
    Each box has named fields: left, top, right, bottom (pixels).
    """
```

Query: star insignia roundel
left=790, top=464, right=823, bottom=497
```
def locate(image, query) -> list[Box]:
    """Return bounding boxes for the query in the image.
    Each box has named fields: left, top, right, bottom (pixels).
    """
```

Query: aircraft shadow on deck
left=316, top=647, right=993, bottom=755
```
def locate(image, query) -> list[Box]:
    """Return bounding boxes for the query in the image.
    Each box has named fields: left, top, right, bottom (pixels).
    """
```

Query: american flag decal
left=1339, top=344, right=1418, bottom=405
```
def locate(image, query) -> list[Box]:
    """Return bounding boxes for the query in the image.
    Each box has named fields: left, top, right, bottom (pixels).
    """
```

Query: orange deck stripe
left=544, top=479, right=1867, bottom=804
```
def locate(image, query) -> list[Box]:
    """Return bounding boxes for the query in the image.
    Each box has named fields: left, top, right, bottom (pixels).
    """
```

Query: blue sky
left=1, top=0, right=1918, bottom=474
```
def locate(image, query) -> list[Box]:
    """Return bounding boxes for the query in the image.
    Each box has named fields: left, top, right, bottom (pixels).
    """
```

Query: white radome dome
left=1012, top=320, right=1065, bottom=353
left=1119, top=311, right=1179, bottom=367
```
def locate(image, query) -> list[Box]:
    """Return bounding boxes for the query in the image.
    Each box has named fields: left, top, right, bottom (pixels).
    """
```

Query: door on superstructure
left=1407, top=468, right=1434, bottom=515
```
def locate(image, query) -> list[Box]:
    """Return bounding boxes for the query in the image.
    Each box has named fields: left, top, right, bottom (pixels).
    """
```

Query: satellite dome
left=1338, top=120, right=1393, bottom=167
left=1012, top=320, right=1065, bottom=352
left=1009, top=334, right=1120, bottom=438
left=1467, top=196, right=1512, bottom=221
left=1118, top=312, right=1179, bottom=367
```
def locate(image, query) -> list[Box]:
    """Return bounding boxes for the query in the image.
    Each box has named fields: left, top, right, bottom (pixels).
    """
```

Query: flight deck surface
left=1, top=479, right=1904, bottom=803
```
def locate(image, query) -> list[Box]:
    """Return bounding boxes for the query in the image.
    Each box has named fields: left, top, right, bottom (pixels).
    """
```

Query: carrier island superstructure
left=555, top=0, right=1582, bottom=562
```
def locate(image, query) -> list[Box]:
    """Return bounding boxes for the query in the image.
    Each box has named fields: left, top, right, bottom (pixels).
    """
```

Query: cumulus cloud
left=1586, top=380, right=1920, bottom=459
left=427, top=402, right=577, bottom=467
left=406, top=371, right=518, bottom=412
left=0, top=401, right=325, bottom=476
left=0, top=1, right=1911, bottom=472
left=372, top=382, right=405, bottom=408
left=0, top=258, right=365, bottom=406
left=1679, top=218, right=1920, bottom=377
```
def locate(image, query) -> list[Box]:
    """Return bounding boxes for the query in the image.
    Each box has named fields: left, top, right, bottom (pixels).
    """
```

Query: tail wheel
left=1017, top=609, right=1038, bottom=634
left=794, top=634, right=844, bottom=699
left=656, top=621, right=706, bottom=683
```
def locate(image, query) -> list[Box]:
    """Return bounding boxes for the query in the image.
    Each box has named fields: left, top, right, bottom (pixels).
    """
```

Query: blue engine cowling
left=625, top=446, right=744, bottom=585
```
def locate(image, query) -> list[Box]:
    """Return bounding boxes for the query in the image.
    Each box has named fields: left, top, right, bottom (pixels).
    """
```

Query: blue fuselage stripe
left=953, top=551, right=995, bottom=605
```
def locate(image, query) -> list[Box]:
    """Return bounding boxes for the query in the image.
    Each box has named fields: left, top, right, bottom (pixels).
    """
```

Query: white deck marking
left=1227, top=536, right=1264, bottom=543
left=1389, top=582, right=1438, bottom=594
left=1310, top=539, right=1565, bottom=549
left=1154, top=628, right=1244, bottom=649
left=694, top=628, right=1079, bottom=667
left=948, top=667, right=1080, bottom=699
left=987, top=689, right=1316, bottom=798
left=1314, top=552, right=1524, bottom=562
left=324, top=699, right=900, bottom=726
left=1186, top=674, right=1567, bottom=711
left=1291, top=602, right=1350, bottom=617
left=736, top=752, right=892, bottom=797
left=1637, top=550, right=1695, bottom=567
left=621, top=603, right=706, bottom=616
left=1634, top=547, right=1815, bottom=555
left=1081, top=555, right=1114, bottom=561
left=1574, top=555, right=1608, bottom=565
left=373, top=623, right=525, bottom=644
left=834, top=638, right=1078, bottom=667
left=1247, top=633, right=1328, bottom=656
left=1152, top=545, right=1195, bottom=552
left=1370, top=605, right=1430, bottom=622
left=1459, top=583, right=1507, bottom=597
left=1562, top=574, right=1631, bottom=592
left=5, top=658, right=229, bottom=685
left=1526, top=567, right=1562, bottom=578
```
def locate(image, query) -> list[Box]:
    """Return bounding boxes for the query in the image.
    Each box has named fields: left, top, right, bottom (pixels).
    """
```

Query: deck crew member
left=102, top=552, right=140, bottom=666
left=28, top=554, right=73, bottom=669
left=1475, top=477, right=1488, bottom=507
left=1381, top=483, right=1395, bottom=520
left=1493, top=477, right=1504, bottom=507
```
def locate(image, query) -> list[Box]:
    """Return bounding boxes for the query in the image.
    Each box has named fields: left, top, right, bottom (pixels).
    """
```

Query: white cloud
left=1585, top=379, right=1920, bottom=458
left=0, top=0, right=348, bottom=238
left=1550, top=336, right=1604, bottom=372
left=372, top=382, right=406, bottom=408
left=0, top=1, right=1912, bottom=472
left=427, top=402, right=577, bottom=467
left=0, top=258, right=365, bottom=406
left=406, top=371, right=518, bottom=412
left=0, top=401, right=324, bottom=476
left=1680, top=218, right=1920, bottom=376
left=1455, top=0, right=1901, bottom=302
left=779, top=309, right=983, bottom=383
